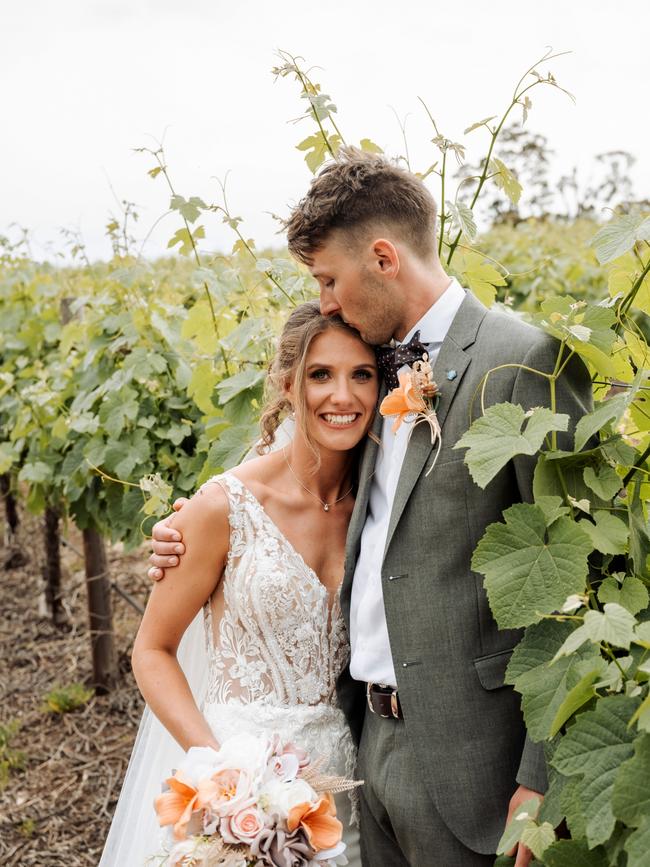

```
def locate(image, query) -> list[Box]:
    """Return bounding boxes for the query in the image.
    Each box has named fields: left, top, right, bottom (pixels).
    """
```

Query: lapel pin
left=446, top=369, right=457, bottom=381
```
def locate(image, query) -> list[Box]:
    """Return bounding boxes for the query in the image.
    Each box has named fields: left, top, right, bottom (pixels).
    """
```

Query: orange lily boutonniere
left=379, top=354, right=443, bottom=475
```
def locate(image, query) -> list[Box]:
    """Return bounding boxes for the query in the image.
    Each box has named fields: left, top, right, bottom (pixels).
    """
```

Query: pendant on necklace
left=323, top=503, right=330, bottom=512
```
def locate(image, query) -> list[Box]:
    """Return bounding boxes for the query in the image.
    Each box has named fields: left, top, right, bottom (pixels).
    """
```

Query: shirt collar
left=398, top=277, right=466, bottom=347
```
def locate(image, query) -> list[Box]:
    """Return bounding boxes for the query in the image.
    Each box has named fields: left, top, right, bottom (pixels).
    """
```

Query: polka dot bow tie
left=375, top=330, right=429, bottom=390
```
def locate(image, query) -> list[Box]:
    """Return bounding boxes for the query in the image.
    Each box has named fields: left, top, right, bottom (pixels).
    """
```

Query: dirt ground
left=0, top=509, right=149, bottom=866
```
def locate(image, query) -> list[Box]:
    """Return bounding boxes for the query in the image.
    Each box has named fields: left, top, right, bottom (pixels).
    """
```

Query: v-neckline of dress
left=226, top=474, right=342, bottom=615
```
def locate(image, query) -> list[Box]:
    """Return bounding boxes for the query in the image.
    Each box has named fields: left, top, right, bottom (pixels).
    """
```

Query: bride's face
left=291, top=327, right=378, bottom=453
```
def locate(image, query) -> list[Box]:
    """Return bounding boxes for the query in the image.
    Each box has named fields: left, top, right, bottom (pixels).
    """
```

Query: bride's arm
left=132, top=484, right=230, bottom=752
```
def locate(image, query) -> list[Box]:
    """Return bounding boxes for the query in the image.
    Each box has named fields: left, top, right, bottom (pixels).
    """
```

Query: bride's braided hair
left=257, top=300, right=360, bottom=456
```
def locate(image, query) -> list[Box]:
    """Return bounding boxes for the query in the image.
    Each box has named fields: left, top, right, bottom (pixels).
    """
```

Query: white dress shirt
left=349, top=278, right=466, bottom=687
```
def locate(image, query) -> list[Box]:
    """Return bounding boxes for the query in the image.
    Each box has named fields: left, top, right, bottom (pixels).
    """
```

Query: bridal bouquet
left=151, top=732, right=356, bottom=866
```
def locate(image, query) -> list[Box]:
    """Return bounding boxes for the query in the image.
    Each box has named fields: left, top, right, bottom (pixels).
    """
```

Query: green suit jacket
left=336, top=290, right=593, bottom=854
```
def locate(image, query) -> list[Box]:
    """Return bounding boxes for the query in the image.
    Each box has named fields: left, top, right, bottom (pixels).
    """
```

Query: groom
left=150, top=148, right=592, bottom=865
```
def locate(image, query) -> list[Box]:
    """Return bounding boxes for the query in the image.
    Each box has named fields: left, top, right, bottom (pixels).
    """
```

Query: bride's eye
left=353, top=369, right=374, bottom=381
left=309, top=369, right=330, bottom=381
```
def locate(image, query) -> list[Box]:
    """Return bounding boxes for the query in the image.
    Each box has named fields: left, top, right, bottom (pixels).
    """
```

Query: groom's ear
left=371, top=238, right=400, bottom=279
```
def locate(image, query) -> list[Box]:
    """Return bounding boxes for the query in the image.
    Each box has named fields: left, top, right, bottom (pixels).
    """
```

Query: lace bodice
left=201, top=473, right=349, bottom=709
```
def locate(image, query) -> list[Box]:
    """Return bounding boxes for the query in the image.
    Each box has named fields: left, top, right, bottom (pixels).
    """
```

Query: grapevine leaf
left=296, top=132, right=341, bottom=173
left=625, top=817, right=650, bottom=867
left=598, top=576, right=649, bottom=616
left=629, top=483, right=650, bottom=577
left=542, top=839, right=608, bottom=867
left=583, top=464, right=622, bottom=500
left=472, top=503, right=592, bottom=629
left=216, top=369, right=266, bottom=404
left=445, top=200, right=477, bottom=242
left=551, top=695, right=641, bottom=846
left=579, top=511, right=629, bottom=555
left=520, top=821, right=555, bottom=859
left=463, top=115, right=497, bottom=134
left=591, top=213, right=650, bottom=265
left=612, top=732, right=650, bottom=826
left=549, top=667, right=604, bottom=737
left=169, top=195, right=206, bottom=224
left=205, top=423, right=259, bottom=472
left=496, top=797, right=541, bottom=855
left=554, top=604, right=637, bottom=660
left=454, top=403, right=569, bottom=489
left=629, top=694, right=650, bottom=733
left=489, top=157, right=523, bottom=204
left=574, top=394, right=629, bottom=452
left=506, top=620, right=602, bottom=741
left=359, top=138, right=383, bottom=154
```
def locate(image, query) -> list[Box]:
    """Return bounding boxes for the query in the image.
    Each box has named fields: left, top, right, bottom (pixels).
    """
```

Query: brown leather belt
left=366, top=682, right=403, bottom=719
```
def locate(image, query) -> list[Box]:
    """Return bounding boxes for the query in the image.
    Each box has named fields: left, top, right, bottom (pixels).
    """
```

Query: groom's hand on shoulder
left=148, top=498, right=189, bottom=581
left=506, top=784, right=544, bottom=867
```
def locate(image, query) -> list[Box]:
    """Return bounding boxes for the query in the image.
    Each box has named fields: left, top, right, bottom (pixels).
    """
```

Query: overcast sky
left=2, top=0, right=648, bottom=262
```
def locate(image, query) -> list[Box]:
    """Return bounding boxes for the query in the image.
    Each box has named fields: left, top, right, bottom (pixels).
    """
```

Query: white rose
left=212, top=733, right=272, bottom=781
left=177, top=746, right=221, bottom=786
left=260, top=778, right=316, bottom=818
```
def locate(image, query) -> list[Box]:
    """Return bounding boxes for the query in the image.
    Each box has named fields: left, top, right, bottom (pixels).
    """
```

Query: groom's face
left=308, top=235, right=402, bottom=346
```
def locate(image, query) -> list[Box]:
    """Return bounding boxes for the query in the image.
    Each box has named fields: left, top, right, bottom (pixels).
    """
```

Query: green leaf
left=629, top=483, right=650, bottom=577
left=580, top=510, right=629, bottom=555
left=598, top=576, right=649, bottom=616
left=612, top=732, right=650, bottom=826
left=0, top=441, right=17, bottom=473
left=542, top=839, right=608, bottom=867
left=463, top=115, right=497, bottom=134
left=489, top=157, right=523, bottom=205
left=187, top=360, right=218, bottom=414
left=629, top=694, right=650, bottom=733
left=559, top=777, right=587, bottom=838
left=446, top=201, right=477, bottom=243
left=591, top=213, right=650, bottom=265
left=535, top=495, right=570, bottom=526
left=554, top=603, right=637, bottom=659
left=359, top=138, right=383, bottom=154
left=169, top=194, right=206, bottom=224
left=552, top=695, right=641, bottom=846
left=296, top=132, right=342, bottom=173
left=18, top=461, right=53, bottom=484
left=472, top=503, right=592, bottom=629
left=205, top=423, right=258, bottom=472
left=549, top=667, right=603, bottom=737
left=520, top=821, right=555, bottom=859
left=216, top=368, right=265, bottom=404
left=574, top=394, right=629, bottom=452
left=454, top=403, right=569, bottom=489
left=496, top=796, right=541, bottom=855
left=506, top=620, right=603, bottom=742
left=583, top=464, right=622, bottom=500
left=625, top=817, right=650, bottom=867
left=167, top=225, right=205, bottom=256
left=139, top=473, right=173, bottom=518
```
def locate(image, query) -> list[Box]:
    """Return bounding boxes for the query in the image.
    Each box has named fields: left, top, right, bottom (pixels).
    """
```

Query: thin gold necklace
left=282, top=448, right=354, bottom=512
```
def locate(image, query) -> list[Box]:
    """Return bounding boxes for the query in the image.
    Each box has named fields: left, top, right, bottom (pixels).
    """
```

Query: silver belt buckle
left=390, top=690, right=399, bottom=719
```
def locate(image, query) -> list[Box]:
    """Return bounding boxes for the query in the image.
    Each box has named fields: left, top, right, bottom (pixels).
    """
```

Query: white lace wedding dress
left=100, top=472, right=360, bottom=866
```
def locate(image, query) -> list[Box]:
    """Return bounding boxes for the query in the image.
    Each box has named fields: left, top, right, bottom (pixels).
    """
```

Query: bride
left=100, top=300, right=378, bottom=865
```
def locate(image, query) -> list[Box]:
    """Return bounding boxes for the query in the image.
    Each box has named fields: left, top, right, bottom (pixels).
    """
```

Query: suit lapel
left=383, top=291, right=487, bottom=556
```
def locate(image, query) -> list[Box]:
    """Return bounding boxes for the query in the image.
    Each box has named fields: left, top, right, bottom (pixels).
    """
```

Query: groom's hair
left=285, top=146, right=438, bottom=265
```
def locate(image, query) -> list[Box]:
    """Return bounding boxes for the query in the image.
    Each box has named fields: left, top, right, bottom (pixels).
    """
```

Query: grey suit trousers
left=357, top=708, right=496, bottom=867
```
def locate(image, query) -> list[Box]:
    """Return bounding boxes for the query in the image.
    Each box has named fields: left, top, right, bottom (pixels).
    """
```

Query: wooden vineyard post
left=1, top=474, right=19, bottom=541
left=43, top=506, right=68, bottom=628
left=82, top=526, right=118, bottom=692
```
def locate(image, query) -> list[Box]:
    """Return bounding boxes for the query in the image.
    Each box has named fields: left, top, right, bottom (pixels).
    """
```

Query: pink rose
left=220, top=807, right=265, bottom=845
left=198, top=768, right=255, bottom=818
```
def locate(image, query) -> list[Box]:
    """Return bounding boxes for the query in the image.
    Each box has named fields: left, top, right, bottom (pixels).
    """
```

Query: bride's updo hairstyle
left=257, top=300, right=363, bottom=456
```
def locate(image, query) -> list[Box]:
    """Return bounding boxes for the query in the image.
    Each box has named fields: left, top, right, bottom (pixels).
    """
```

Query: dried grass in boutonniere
left=379, top=354, right=443, bottom=476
